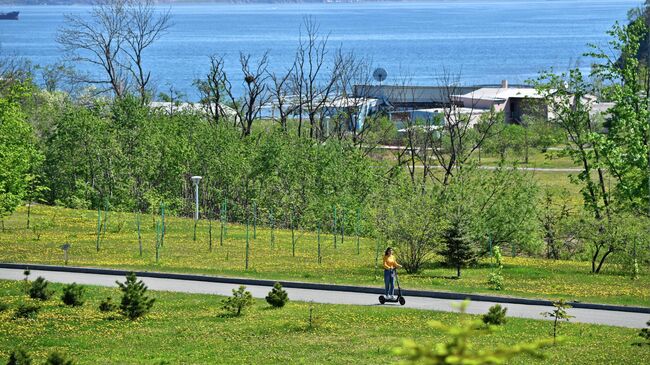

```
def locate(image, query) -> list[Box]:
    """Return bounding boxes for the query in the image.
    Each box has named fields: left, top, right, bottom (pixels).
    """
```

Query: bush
left=61, top=282, right=85, bottom=307
left=487, top=271, right=504, bottom=291
left=99, top=297, right=117, bottom=312
left=7, top=349, right=32, bottom=365
left=482, top=304, right=508, bottom=326
left=44, top=352, right=74, bottom=365
left=116, top=272, right=155, bottom=320
left=222, top=285, right=253, bottom=316
left=29, top=276, right=53, bottom=301
left=265, top=282, right=289, bottom=308
left=639, top=320, right=650, bottom=346
left=13, top=303, right=40, bottom=319
left=0, top=301, right=9, bottom=312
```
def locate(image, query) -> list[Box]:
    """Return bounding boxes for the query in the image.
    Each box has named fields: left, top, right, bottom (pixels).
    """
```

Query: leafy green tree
left=222, top=285, right=253, bottom=316
left=372, top=180, right=443, bottom=274
left=0, top=82, right=42, bottom=223
left=116, top=272, right=155, bottom=320
left=265, top=282, right=289, bottom=308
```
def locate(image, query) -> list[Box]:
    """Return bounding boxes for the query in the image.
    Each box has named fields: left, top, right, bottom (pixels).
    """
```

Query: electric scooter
left=378, top=269, right=406, bottom=305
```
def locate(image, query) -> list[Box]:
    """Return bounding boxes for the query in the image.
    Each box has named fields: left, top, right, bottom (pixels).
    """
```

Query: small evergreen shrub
left=482, top=304, right=508, bottom=326
left=13, top=303, right=40, bottom=319
left=222, top=285, right=253, bottom=316
left=44, top=352, right=74, bottom=365
left=265, top=282, right=289, bottom=308
left=639, top=320, right=650, bottom=346
left=116, top=272, right=155, bottom=320
left=28, top=277, right=53, bottom=301
left=7, top=349, right=32, bottom=365
left=61, top=283, right=85, bottom=307
left=99, top=297, right=117, bottom=312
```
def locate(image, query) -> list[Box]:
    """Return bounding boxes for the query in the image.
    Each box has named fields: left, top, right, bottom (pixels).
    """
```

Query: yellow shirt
left=383, top=255, right=399, bottom=270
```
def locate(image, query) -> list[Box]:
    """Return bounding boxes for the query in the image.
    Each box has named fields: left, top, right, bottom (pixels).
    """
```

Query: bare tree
left=123, top=0, right=172, bottom=104
left=268, top=63, right=300, bottom=132
left=57, top=0, right=129, bottom=97
left=237, top=52, right=270, bottom=137
left=194, top=54, right=235, bottom=127
left=292, top=18, right=344, bottom=140
left=57, top=0, right=170, bottom=101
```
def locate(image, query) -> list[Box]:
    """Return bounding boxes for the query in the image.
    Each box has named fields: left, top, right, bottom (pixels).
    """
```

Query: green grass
left=0, top=280, right=647, bottom=364
left=1, top=205, right=648, bottom=307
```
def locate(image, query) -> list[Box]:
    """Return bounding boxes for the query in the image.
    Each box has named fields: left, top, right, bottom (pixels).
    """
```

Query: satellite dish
left=373, top=68, right=387, bottom=83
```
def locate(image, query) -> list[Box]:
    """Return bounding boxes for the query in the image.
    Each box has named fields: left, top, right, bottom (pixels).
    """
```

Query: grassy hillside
left=1, top=205, right=648, bottom=307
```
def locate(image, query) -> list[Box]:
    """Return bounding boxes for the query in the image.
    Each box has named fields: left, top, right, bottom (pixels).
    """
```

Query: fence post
left=95, top=206, right=101, bottom=252
left=333, top=205, right=337, bottom=249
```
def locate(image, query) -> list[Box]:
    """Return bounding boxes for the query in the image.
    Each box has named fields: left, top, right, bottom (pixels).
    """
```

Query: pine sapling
left=265, top=282, right=289, bottom=308
left=61, top=282, right=85, bottom=307
left=29, top=276, right=53, bottom=301
left=116, top=272, right=155, bottom=320
left=541, top=299, right=574, bottom=344
left=221, top=285, right=253, bottom=317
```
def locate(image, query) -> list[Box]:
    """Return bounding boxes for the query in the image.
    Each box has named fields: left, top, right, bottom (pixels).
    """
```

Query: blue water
left=0, top=0, right=641, bottom=99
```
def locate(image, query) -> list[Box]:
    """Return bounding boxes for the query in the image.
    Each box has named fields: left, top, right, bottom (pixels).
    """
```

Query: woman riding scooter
left=383, top=247, right=402, bottom=300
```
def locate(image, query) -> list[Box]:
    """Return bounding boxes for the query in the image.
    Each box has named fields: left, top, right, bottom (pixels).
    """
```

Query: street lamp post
left=191, top=176, right=202, bottom=221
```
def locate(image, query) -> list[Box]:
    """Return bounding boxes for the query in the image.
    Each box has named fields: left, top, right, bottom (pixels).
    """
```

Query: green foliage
left=28, top=276, right=53, bottom=301
left=396, top=301, right=554, bottom=364
left=541, top=299, right=574, bottom=344
left=487, top=246, right=505, bottom=290
left=222, top=285, right=253, bottom=316
left=0, top=82, right=43, bottom=220
left=482, top=304, right=508, bottom=326
left=98, top=297, right=117, bottom=312
left=373, top=181, right=443, bottom=273
left=13, top=303, right=40, bottom=319
left=0, top=301, right=9, bottom=312
left=444, top=165, right=543, bottom=257
left=265, top=282, right=289, bottom=308
left=116, top=272, right=155, bottom=320
left=61, top=282, right=85, bottom=307
left=44, top=352, right=74, bottom=365
left=6, top=349, right=31, bottom=365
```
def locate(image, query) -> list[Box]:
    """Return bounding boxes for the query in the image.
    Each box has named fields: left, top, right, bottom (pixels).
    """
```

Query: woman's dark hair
left=384, top=247, right=393, bottom=256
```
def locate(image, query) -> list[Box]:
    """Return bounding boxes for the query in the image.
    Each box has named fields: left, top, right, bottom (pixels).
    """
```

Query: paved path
left=1, top=268, right=647, bottom=329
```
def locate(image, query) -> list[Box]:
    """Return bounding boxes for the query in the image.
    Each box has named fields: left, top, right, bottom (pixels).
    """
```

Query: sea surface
left=0, top=0, right=642, bottom=99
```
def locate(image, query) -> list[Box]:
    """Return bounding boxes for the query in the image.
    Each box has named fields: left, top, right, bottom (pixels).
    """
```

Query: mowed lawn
left=0, top=204, right=648, bottom=307
left=0, top=280, right=648, bottom=365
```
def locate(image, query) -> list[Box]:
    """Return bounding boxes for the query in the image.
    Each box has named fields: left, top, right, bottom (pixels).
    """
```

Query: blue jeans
left=384, top=269, right=395, bottom=297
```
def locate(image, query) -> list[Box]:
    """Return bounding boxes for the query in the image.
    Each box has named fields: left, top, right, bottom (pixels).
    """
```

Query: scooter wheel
left=379, top=295, right=386, bottom=304
left=398, top=296, right=406, bottom=306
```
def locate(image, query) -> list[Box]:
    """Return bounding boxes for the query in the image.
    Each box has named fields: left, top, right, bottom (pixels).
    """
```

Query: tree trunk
left=457, top=264, right=461, bottom=278
left=595, top=248, right=613, bottom=274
